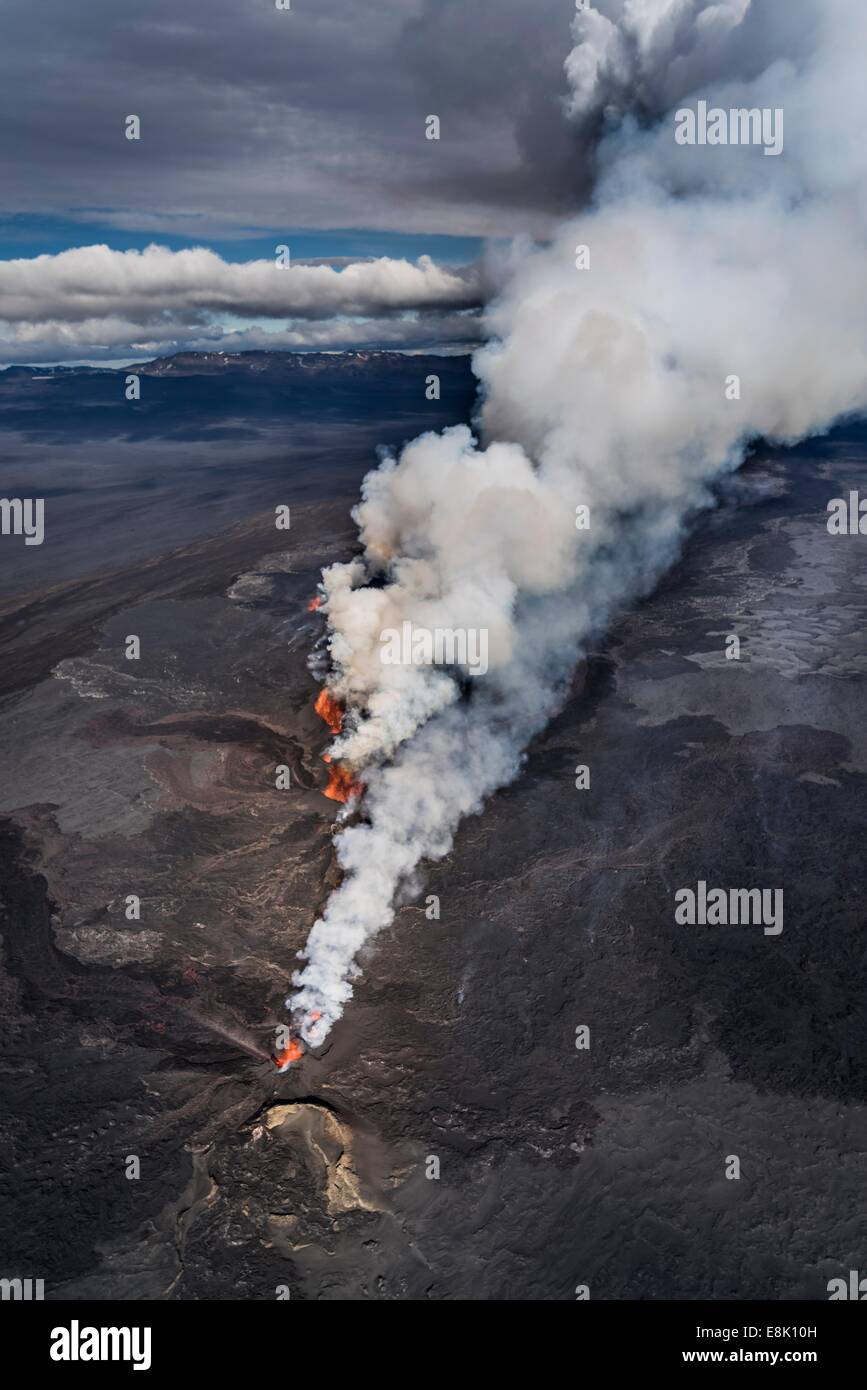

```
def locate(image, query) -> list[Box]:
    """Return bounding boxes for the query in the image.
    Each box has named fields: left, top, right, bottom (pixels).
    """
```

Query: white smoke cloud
left=290, top=0, right=867, bottom=1043
left=565, top=0, right=812, bottom=130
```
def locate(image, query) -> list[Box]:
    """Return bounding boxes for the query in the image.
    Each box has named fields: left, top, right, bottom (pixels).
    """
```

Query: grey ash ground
left=0, top=354, right=865, bottom=1299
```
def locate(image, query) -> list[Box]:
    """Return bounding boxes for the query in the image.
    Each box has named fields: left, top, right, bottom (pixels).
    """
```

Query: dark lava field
left=0, top=353, right=865, bottom=1300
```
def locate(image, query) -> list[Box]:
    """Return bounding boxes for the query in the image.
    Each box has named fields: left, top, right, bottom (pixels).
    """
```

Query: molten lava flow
left=274, top=1037, right=304, bottom=1069
left=314, top=687, right=344, bottom=735
left=308, top=595, right=324, bottom=611
left=313, top=685, right=361, bottom=801
left=324, top=762, right=363, bottom=803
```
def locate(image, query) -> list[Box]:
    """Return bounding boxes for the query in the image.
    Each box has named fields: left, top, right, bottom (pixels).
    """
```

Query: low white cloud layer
left=0, top=244, right=481, bottom=363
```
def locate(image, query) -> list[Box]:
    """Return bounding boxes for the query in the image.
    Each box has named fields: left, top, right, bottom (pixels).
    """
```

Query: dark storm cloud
left=0, top=0, right=830, bottom=363
left=0, top=0, right=580, bottom=240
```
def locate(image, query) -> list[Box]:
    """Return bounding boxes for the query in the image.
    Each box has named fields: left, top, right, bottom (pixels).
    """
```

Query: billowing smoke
left=290, top=0, right=867, bottom=1045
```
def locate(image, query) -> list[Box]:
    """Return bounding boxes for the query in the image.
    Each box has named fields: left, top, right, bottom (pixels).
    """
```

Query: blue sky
left=0, top=215, right=482, bottom=267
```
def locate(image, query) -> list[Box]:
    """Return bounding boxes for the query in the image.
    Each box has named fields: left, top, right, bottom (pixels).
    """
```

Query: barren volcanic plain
left=1, top=354, right=865, bottom=1299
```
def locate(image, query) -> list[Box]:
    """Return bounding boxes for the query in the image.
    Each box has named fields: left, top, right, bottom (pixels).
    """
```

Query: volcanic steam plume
left=290, top=0, right=867, bottom=1046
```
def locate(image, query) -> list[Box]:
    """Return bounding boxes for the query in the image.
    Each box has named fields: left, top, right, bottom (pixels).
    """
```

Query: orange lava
left=308, top=595, right=324, bottom=612
left=314, top=687, right=344, bottom=735
left=274, top=1037, right=304, bottom=1068
left=324, top=763, right=363, bottom=803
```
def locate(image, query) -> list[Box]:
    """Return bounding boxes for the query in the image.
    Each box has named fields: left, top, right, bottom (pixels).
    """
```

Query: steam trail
left=290, top=0, right=867, bottom=1044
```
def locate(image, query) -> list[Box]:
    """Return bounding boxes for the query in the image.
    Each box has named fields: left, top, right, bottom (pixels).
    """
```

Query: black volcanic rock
left=1, top=354, right=866, bottom=1301
left=0, top=349, right=477, bottom=598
